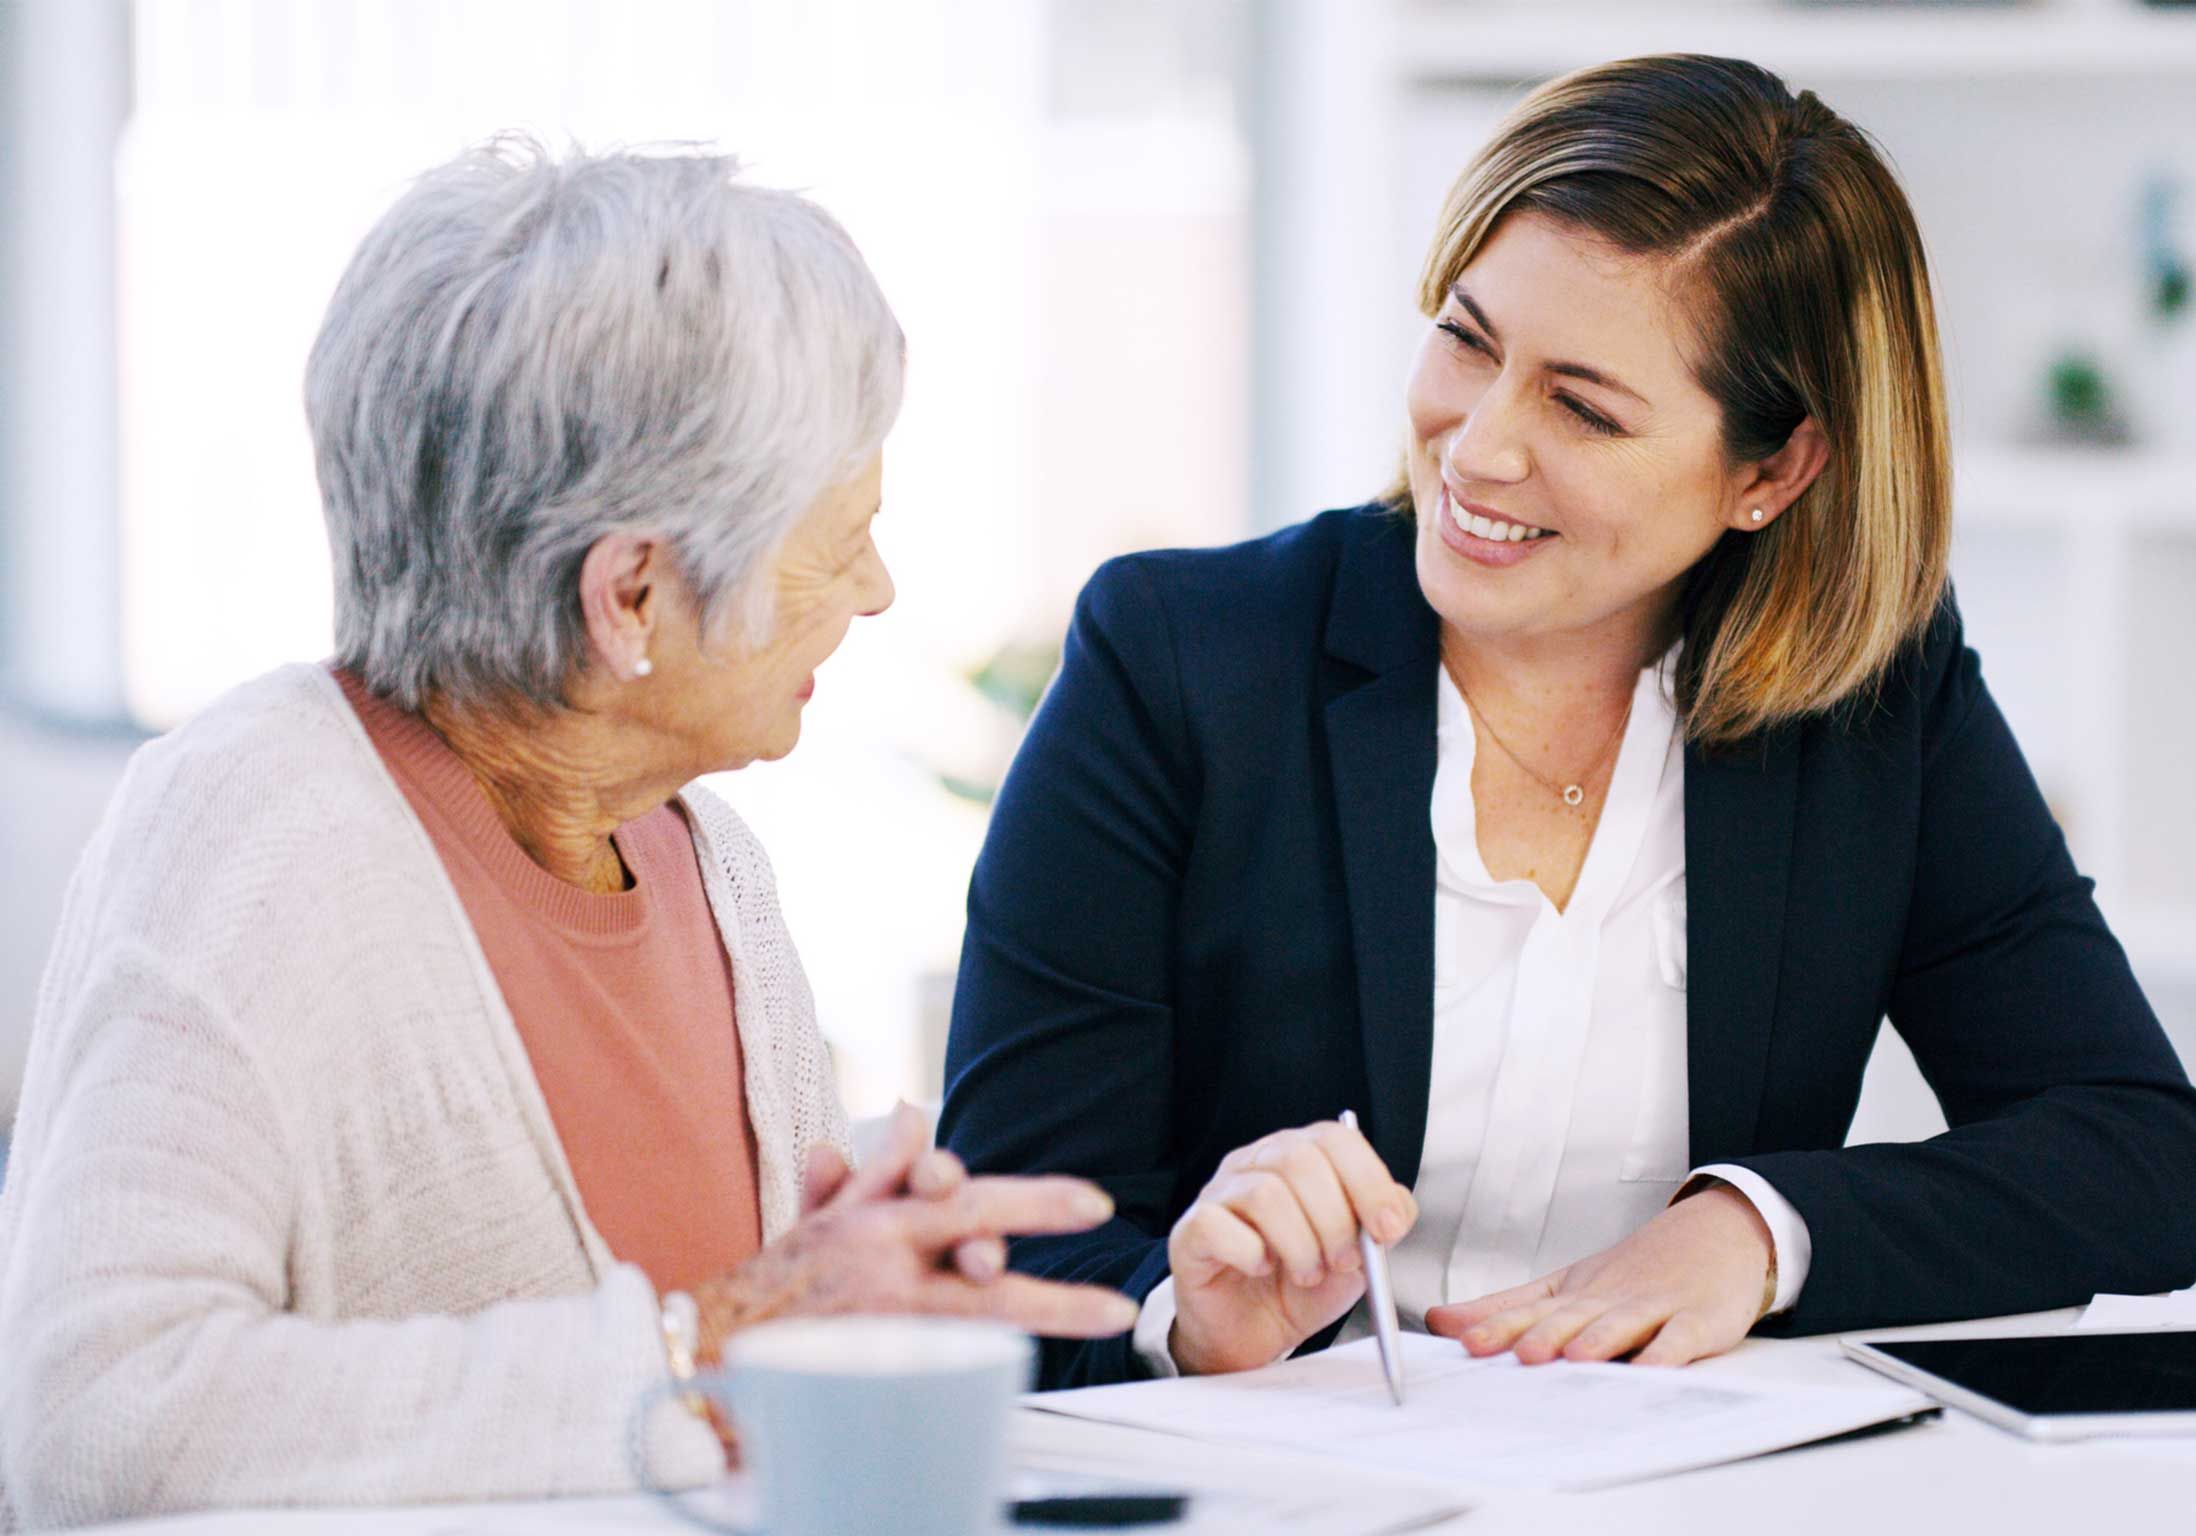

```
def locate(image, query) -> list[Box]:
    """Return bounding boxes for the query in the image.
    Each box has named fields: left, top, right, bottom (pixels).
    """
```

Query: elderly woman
left=0, top=140, right=1135, bottom=1527
left=941, top=53, right=2196, bottom=1389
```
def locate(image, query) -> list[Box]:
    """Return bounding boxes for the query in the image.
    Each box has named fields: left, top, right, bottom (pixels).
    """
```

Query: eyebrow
left=1450, top=284, right=1650, bottom=406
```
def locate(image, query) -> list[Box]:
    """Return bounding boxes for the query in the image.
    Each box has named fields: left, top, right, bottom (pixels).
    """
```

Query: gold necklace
left=1453, top=676, right=1634, bottom=809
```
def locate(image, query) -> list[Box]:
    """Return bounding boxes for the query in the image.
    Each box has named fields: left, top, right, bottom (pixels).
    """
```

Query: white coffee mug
left=697, top=1315, right=1034, bottom=1536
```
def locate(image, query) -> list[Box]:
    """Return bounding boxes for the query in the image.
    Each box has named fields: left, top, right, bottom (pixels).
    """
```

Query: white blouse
left=1135, top=655, right=1811, bottom=1374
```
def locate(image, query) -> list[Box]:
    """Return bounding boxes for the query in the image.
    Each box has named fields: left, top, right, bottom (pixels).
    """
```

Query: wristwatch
left=660, top=1289, right=710, bottom=1422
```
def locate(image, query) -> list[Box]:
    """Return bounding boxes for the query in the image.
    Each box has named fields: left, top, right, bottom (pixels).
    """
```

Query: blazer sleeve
left=1736, top=605, right=2196, bottom=1336
left=938, top=556, right=1197, bottom=1388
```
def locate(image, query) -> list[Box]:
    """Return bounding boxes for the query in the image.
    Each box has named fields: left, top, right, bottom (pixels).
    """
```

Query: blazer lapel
left=1683, top=728, right=1801, bottom=1163
left=1322, top=512, right=1441, bottom=1186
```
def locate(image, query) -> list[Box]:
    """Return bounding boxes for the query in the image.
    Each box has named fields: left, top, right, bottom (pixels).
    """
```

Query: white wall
left=0, top=0, right=128, bottom=724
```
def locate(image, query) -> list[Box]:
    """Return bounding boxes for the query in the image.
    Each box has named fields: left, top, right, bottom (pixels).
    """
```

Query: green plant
left=934, top=634, right=1062, bottom=807
left=2047, top=352, right=2114, bottom=437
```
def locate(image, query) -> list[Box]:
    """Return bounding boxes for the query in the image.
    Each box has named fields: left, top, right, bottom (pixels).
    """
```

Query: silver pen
left=1340, top=1109, right=1406, bottom=1406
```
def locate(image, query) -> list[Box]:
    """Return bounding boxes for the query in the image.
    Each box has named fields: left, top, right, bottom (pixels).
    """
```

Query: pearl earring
left=1750, top=508, right=1765, bottom=523
left=632, top=656, right=653, bottom=678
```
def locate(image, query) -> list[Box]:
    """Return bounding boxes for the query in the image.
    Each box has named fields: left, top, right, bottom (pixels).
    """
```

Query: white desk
left=73, top=1307, right=2192, bottom=1535
left=1431, top=1306, right=2194, bottom=1535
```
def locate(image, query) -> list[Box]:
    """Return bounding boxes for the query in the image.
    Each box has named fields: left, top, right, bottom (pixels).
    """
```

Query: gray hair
left=305, top=135, right=904, bottom=711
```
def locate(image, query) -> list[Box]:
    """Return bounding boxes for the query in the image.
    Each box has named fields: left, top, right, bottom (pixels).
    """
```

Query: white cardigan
left=0, top=665, right=851, bottom=1529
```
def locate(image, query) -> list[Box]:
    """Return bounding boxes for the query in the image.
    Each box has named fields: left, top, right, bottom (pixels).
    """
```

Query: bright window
left=118, top=0, right=1250, bottom=1112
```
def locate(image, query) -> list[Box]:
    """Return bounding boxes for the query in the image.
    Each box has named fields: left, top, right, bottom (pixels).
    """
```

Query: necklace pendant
left=1562, top=784, right=1584, bottom=807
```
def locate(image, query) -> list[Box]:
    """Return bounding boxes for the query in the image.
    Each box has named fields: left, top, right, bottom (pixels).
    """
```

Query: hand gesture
left=1425, top=1181, right=1773, bottom=1367
left=1167, top=1119, right=1417, bottom=1377
left=796, top=1103, right=1015, bottom=1283
left=694, top=1106, right=1138, bottom=1359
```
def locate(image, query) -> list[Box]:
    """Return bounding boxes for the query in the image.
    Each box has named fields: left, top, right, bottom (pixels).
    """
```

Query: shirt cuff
left=1133, top=1275, right=1184, bottom=1378
left=1688, top=1163, right=1813, bottom=1315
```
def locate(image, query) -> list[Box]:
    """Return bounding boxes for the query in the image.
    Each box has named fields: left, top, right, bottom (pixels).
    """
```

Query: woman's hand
left=1424, top=1181, right=1773, bottom=1367
left=693, top=1109, right=1138, bottom=1360
left=1167, top=1120, right=1418, bottom=1377
left=799, top=1103, right=1011, bottom=1283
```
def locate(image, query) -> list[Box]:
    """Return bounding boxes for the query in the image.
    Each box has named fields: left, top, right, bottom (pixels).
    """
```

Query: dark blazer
left=939, top=503, right=2196, bottom=1390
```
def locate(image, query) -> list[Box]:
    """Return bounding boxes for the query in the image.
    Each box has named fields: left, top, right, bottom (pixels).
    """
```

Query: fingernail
left=1465, top=1326, right=1490, bottom=1348
left=1335, top=1248, right=1361, bottom=1273
left=1294, top=1268, right=1324, bottom=1290
left=1379, top=1209, right=1408, bottom=1244
left=1077, top=1191, right=1114, bottom=1223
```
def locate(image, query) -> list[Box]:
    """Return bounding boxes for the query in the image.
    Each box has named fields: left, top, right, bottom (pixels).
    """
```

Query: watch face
left=662, top=1290, right=702, bottom=1372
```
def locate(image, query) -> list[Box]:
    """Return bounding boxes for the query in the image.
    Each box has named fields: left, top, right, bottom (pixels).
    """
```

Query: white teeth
left=1443, top=489, right=1549, bottom=543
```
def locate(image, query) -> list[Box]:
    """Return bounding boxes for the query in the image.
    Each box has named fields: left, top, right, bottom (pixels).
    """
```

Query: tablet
left=1842, top=1331, right=2196, bottom=1441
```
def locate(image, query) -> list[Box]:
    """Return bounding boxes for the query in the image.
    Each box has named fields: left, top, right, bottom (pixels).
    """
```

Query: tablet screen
left=1873, top=1333, right=2196, bottom=1417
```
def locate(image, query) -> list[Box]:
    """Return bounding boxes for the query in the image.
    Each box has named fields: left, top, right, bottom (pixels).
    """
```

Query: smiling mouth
left=1442, top=486, right=1555, bottom=543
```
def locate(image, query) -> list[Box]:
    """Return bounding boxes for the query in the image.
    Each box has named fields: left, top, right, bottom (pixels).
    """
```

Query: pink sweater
left=337, top=668, right=762, bottom=1294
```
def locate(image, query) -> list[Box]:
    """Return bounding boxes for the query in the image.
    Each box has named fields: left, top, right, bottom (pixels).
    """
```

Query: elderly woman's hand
left=690, top=1110, right=1138, bottom=1360
left=798, top=1104, right=1012, bottom=1284
left=1424, top=1182, right=1774, bottom=1367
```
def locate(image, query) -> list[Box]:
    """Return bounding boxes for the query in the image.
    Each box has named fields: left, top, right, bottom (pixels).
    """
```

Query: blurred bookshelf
left=1954, top=443, right=2196, bottom=992
left=1957, top=447, right=2196, bottom=528
left=1398, top=0, right=2196, bottom=85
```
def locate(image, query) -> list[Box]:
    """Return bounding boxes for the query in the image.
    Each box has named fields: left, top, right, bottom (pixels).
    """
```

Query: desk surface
left=73, top=1307, right=2194, bottom=1535
left=1446, top=1306, right=2194, bottom=1535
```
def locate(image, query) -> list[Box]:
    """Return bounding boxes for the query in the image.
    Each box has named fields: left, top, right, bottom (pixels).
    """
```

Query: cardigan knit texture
left=336, top=667, right=766, bottom=1296
left=0, top=664, right=851, bottom=1528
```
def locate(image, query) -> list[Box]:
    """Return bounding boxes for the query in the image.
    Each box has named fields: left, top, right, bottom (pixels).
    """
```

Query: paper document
left=1031, top=1333, right=1932, bottom=1494
left=2075, top=1285, right=2196, bottom=1331
left=1014, top=1409, right=1471, bottom=1534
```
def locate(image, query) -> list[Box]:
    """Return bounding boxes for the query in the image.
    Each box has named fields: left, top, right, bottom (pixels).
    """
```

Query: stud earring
left=632, top=656, right=653, bottom=678
left=1750, top=508, right=1765, bottom=523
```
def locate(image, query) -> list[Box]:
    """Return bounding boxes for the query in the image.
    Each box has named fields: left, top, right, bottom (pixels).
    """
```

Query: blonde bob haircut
left=1402, top=54, right=1951, bottom=746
